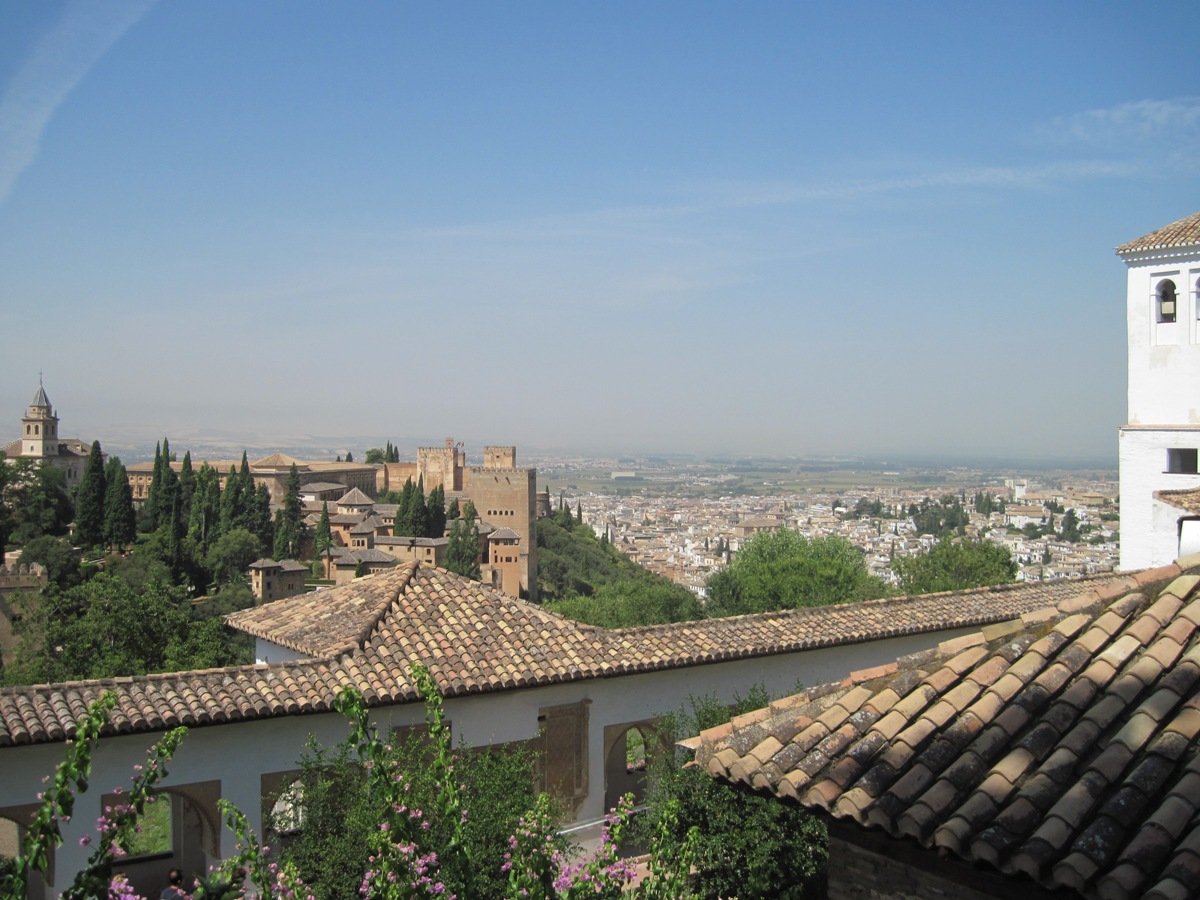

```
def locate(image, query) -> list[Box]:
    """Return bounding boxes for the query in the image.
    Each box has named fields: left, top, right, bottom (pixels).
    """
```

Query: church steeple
left=21, top=376, right=58, bottom=459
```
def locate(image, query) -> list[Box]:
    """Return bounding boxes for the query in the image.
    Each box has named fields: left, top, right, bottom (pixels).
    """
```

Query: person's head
left=168, top=869, right=183, bottom=887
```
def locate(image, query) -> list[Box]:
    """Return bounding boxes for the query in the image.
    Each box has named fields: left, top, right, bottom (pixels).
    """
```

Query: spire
left=29, top=375, right=51, bottom=411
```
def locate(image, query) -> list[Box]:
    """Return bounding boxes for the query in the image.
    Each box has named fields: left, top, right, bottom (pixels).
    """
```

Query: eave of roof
left=1116, top=211, right=1200, bottom=256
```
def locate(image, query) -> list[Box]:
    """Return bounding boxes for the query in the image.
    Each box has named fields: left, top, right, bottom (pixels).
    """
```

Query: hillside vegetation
left=536, top=508, right=702, bottom=627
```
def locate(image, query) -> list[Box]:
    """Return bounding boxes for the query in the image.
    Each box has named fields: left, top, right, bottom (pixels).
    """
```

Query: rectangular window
left=1167, top=448, right=1198, bottom=473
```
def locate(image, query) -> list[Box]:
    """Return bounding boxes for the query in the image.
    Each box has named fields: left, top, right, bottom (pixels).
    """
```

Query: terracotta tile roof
left=0, top=565, right=1151, bottom=750
left=252, top=453, right=305, bottom=469
left=693, top=559, right=1200, bottom=900
left=338, top=488, right=373, bottom=506
left=1116, top=212, right=1200, bottom=255
left=1155, top=488, right=1200, bottom=515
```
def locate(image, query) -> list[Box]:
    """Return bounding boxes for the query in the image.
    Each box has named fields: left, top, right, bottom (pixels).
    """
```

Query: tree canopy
left=703, top=529, right=886, bottom=617
left=893, top=537, right=1017, bottom=595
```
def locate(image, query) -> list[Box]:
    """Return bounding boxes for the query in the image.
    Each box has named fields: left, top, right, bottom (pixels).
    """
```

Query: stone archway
left=602, top=721, right=658, bottom=815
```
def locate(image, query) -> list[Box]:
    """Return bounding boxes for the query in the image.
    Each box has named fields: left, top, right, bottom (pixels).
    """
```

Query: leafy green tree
left=704, top=530, right=886, bottom=617
left=893, top=538, right=1017, bottom=595
left=641, top=689, right=827, bottom=898
left=446, top=497, right=460, bottom=520
left=6, top=573, right=190, bottom=682
left=102, top=456, right=136, bottom=550
left=547, top=580, right=702, bottom=628
left=364, top=447, right=386, bottom=465
left=7, top=459, right=73, bottom=545
left=17, top=535, right=83, bottom=589
left=73, top=441, right=106, bottom=551
left=1061, top=507, right=1082, bottom=543
left=206, top=527, right=263, bottom=586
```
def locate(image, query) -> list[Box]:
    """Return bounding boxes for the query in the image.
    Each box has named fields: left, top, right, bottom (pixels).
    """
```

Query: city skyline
left=3, top=2, right=1200, bottom=458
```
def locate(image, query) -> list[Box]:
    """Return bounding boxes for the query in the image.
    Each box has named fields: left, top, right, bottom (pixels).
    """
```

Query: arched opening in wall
left=1158, top=279, right=1178, bottom=323
left=0, top=811, right=51, bottom=900
left=603, top=723, right=654, bottom=817
left=107, top=782, right=220, bottom=900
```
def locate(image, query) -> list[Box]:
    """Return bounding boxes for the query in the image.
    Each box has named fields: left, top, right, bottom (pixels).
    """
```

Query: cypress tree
left=145, top=441, right=163, bottom=529
left=102, top=456, right=135, bottom=550
left=178, top=451, right=195, bottom=526
left=345, top=451, right=354, bottom=463
left=314, top=501, right=334, bottom=577
left=444, top=503, right=480, bottom=580
left=273, top=463, right=304, bottom=559
left=219, top=465, right=242, bottom=536
left=446, top=498, right=460, bottom=520
left=395, top=478, right=416, bottom=536
left=188, top=463, right=221, bottom=552
left=74, top=441, right=106, bottom=550
left=411, top=475, right=429, bottom=539
left=253, top=483, right=274, bottom=550
left=427, top=484, right=446, bottom=537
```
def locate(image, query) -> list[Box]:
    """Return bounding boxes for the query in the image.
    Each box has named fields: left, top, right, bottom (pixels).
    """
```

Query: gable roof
left=691, top=558, right=1200, bottom=900
left=0, top=565, right=1152, bottom=749
left=1116, top=212, right=1200, bottom=255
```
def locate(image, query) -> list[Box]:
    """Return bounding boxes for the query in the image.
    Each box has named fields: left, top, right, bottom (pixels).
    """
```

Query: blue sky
left=2, top=1, right=1198, bottom=461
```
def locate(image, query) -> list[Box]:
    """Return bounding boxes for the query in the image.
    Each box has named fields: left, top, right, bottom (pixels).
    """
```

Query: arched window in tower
left=1157, top=279, right=1178, bottom=323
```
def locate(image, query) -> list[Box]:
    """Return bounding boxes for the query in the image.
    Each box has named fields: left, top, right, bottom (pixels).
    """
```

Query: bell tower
left=1116, top=211, right=1200, bottom=569
left=20, top=378, right=59, bottom=460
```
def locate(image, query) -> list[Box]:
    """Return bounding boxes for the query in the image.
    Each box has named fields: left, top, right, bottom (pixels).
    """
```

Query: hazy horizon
left=4, top=3, right=1198, bottom=460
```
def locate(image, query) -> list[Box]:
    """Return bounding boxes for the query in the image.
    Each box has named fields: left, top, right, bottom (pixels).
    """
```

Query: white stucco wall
left=0, top=621, right=979, bottom=890
left=1119, top=427, right=1200, bottom=569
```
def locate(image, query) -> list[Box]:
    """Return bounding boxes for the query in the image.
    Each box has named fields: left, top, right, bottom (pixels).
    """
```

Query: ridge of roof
left=692, top=558, right=1200, bottom=900
left=1116, top=211, right=1200, bottom=255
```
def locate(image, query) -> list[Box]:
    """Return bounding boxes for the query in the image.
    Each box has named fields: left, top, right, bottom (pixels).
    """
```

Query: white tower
left=1117, top=211, right=1200, bottom=569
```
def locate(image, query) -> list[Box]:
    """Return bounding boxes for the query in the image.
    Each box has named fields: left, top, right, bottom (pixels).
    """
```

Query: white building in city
left=1117, top=211, right=1200, bottom=568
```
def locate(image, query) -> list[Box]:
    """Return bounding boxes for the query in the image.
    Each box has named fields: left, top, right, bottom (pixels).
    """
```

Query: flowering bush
left=1, top=670, right=698, bottom=900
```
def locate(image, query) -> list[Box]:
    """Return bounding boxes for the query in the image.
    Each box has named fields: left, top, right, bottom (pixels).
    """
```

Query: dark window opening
left=1167, top=448, right=1198, bottom=473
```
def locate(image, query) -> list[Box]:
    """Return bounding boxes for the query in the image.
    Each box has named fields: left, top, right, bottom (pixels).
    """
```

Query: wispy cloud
left=0, top=0, right=155, bottom=207
left=385, top=158, right=1136, bottom=244
left=1040, top=97, right=1200, bottom=145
